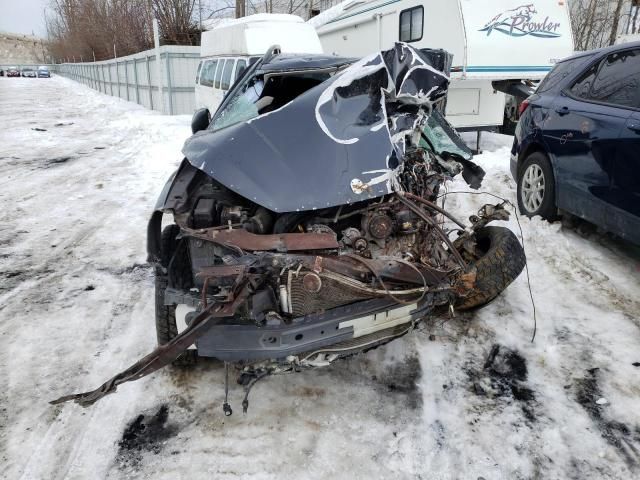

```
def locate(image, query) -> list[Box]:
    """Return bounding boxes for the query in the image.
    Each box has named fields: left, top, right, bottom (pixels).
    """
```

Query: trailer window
left=221, top=60, right=235, bottom=90
left=214, top=59, right=225, bottom=89
left=399, top=6, right=423, bottom=43
left=201, top=60, right=217, bottom=87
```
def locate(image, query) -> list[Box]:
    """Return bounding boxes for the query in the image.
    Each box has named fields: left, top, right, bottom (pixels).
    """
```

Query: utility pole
left=198, top=0, right=202, bottom=32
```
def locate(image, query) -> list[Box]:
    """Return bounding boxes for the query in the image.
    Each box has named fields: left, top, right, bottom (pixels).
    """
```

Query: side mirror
left=191, top=108, right=211, bottom=134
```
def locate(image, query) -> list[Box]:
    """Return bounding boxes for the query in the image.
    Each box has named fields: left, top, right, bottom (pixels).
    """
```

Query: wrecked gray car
left=52, top=44, right=526, bottom=414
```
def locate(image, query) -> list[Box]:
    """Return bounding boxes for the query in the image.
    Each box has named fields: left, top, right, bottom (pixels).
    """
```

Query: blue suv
left=511, top=42, right=640, bottom=245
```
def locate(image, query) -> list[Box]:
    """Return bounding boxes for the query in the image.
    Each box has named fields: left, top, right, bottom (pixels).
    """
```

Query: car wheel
left=155, top=224, right=197, bottom=367
left=517, top=152, right=557, bottom=220
left=456, top=226, right=526, bottom=310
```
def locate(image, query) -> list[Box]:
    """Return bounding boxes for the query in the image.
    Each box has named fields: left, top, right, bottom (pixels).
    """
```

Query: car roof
left=560, top=41, right=640, bottom=64
left=259, top=53, right=355, bottom=73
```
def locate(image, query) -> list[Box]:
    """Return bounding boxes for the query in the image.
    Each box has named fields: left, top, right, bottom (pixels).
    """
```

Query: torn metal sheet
left=182, top=43, right=450, bottom=213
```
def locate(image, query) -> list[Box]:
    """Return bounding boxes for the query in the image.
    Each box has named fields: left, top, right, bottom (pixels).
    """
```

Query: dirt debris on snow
left=1, top=76, right=640, bottom=480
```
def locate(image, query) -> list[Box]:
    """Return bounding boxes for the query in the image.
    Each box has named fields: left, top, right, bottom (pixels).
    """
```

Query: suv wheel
left=517, top=152, right=557, bottom=220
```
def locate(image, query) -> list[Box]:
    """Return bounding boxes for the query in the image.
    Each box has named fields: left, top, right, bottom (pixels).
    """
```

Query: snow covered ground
left=1, top=76, right=640, bottom=480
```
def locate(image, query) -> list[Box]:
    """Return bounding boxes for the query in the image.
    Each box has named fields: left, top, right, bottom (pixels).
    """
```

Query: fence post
left=102, top=64, right=106, bottom=93
left=115, top=61, right=120, bottom=98
left=165, top=53, right=174, bottom=115
left=146, top=55, right=153, bottom=111
left=108, top=63, right=113, bottom=96
left=124, top=60, right=130, bottom=101
left=133, top=58, right=140, bottom=105
left=153, top=19, right=165, bottom=114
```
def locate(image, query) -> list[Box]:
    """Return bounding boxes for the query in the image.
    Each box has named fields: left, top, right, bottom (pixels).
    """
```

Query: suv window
left=591, top=50, right=640, bottom=108
left=214, top=59, right=225, bottom=89
left=195, top=61, right=202, bottom=84
left=221, top=60, right=235, bottom=90
left=569, top=63, right=598, bottom=99
left=570, top=49, right=640, bottom=109
left=399, top=6, right=423, bottom=43
left=538, top=55, right=592, bottom=93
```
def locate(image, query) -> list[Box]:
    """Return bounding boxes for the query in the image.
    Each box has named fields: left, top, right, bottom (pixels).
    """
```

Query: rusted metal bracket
left=185, top=227, right=339, bottom=252
left=50, top=282, right=251, bottom=407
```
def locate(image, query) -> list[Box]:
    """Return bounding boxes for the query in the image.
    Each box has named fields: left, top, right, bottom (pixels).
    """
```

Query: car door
left=542, top=50, right=637, bottom=231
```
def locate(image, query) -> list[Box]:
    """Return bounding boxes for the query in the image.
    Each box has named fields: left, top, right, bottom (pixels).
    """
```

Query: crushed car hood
left=182, top=43, right=452, bottom=213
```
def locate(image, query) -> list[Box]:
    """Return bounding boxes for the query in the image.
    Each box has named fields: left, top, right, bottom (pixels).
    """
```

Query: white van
left=195, top=14, right=323, bottom=114
left=309, top=0, right=574, bottom=131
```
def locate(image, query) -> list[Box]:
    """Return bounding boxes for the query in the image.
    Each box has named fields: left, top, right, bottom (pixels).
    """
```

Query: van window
left=201, top=60, right=217, bottom=87
left=235, top=60, right=247, bottom=81
left=399, top=6, right=423, bottom=43
left=195, top=61, right=203, bottom=84
left=215, top=59, right=225, bottom=89
left=221, top=59, right=235, bottom=90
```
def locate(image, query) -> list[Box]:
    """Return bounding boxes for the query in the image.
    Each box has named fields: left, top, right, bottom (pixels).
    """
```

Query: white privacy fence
left=52, top=45, right=200, bottom=115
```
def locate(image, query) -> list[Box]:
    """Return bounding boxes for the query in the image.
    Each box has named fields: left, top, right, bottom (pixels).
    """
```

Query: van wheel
left=517, top=152, right=557, bottom=220
left=155, top=224, right=197, bottom=367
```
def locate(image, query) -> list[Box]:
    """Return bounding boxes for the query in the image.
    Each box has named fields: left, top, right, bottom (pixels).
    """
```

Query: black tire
left=517, top=152, right=557, bottom=220
left=155, top=224, right=197, bottom=366
left=457, top=226, right=526, bottom=310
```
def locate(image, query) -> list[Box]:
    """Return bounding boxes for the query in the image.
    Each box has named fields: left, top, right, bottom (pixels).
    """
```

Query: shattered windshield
left=210, top=78, right=264, bottom=131
left=211, top=69, right=334, bottom=132
left=421, top=109, right=473, bottom=160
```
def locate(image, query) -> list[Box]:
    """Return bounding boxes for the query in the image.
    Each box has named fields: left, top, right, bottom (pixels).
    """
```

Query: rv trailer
left=309, top=0, right=574, bottom=132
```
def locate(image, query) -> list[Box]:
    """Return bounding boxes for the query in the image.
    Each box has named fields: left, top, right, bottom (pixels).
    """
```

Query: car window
left=399, top=6, right=423, bottom=42
left=235, top=59, right=247, bottom=81
left=538, top=55, right=593, bottom=93
left=221, top=60, right=235, bottom=90
left=214, top=59, right=225, bottom=89
left=590, top=49, right=640, bottom=108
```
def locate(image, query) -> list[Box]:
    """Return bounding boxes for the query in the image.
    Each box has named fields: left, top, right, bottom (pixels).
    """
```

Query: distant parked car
left=7, top=67, right=20, bottom=77
left=21, top=67, right=36, bottom=78
left=511, top=42, right=640, bottom=245
left=37, top=66, right=50, bottom=78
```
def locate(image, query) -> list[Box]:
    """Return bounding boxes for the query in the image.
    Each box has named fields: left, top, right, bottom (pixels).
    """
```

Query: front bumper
left=166, top=287, right=438, bottom=362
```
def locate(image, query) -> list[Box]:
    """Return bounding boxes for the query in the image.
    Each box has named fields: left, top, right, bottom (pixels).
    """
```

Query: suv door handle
left=555, top=106, right=570, bottom=116
left=627, top=121, right=640, bottom=133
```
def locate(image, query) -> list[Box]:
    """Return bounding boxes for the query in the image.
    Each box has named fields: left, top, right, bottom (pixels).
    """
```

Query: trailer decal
left=480, top=3, right=562, bottom=38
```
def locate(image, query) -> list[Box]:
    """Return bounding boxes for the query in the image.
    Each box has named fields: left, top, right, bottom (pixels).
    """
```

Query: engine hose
left=395, top=194, right=467, bottom=268
left=402, top=192, right=467, bottom=229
